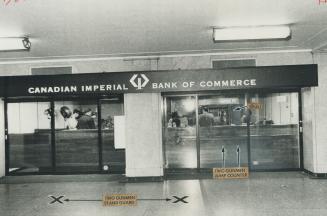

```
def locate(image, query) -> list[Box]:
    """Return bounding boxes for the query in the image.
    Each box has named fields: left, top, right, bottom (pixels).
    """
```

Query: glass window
left=8, top=102, right=52, bottom=173
left=163, top=91, right=300, bottom=172
left=164, top=96, right=197, bottom=168
left=7, top=96, right=126, bottom=174
left=54, top=100, right=99, bottom=172
left=248, top=92, right=300, bottom=170
left=198, top=95, right=248, bottom=168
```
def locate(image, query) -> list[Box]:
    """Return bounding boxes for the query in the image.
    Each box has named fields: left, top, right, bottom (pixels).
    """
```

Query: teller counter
left=9, top=129, right=125, bottom=173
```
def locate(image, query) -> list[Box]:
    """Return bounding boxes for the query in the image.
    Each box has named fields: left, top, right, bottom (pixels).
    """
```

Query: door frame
left=4, top=95, right=125, bottom=175
left=162, top=88, right=303, bottom=175
left=162, top=94, right=199, bottom=174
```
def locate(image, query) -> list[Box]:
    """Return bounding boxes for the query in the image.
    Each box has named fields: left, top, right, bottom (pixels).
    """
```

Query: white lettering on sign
left=182, top=82, right=189, bottom=88
left=152, top=82, right=178, bottom=89
left=27, top=79, right=257, bottom=94
left=28, top=86, right=77, bottom=94
left=199, top=79, right=256, bottom=88
left=251, top=79, right=256, bottom=85
left=181, top=81, right=196, bottom=88
left=222, top=80, right=229, bottom=86
left=28, top=84, right=129, bottom=94
left=81, top=84, right=128, bottom=92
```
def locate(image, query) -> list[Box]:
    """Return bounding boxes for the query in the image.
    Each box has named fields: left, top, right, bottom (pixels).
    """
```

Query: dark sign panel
left=0, top=64, right=318, bottom=97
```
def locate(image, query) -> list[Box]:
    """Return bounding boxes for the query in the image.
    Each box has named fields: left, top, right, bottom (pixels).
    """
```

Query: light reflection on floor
left=0, top=172, right=326, bottom=216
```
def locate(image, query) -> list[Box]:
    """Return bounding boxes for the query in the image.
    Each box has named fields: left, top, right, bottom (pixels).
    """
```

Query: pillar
left=302, top=53, right=327, bottom=174
left=124, top=93, right=163, bottom=178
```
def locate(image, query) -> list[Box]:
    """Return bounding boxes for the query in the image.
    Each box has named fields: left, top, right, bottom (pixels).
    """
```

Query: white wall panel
left=124, top=93, right=163, bottom=177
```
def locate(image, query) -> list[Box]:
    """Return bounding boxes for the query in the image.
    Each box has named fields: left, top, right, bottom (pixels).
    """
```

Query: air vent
left=212, top=59, right=256, bottom=69
left=31, top=66, right=73, bottom=75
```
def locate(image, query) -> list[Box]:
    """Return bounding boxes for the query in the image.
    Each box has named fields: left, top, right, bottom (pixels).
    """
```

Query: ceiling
left=1, top=0, right=327, bottom=61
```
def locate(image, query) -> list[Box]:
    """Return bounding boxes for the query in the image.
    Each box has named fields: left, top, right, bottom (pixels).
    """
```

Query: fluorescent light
left=213, top=26, right=291, bottom=42
left=0, top=37, right=31, bottom=51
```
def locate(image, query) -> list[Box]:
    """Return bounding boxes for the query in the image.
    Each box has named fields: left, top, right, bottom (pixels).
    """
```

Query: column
left=302, top=53, right=327, bottom=174
left=124, top=93, right=163, bottom=178
left=302, top=87, right=316, bottom=172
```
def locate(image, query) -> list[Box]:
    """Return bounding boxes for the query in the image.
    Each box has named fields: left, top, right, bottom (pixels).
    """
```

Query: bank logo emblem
left=130, top=74, right=149, bottom=90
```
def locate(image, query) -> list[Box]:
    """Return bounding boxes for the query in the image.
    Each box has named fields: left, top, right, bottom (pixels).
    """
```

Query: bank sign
left=0, top=64, right=318, bottom=97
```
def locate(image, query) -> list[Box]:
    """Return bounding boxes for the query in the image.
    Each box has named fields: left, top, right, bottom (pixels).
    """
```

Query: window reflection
left=196, top=92, right=300, bottom=170
left=164, top=96, right=197, bottom=168
left=247, top=92, right=299, bottom=126
left=8, top=102, right=52, bottom=173
left=7, top=97, right=126, bottom=174
left=249, top=92, right=300, bottom=170
left=198, top=96, right=245, bottom=126
left=198, top=95, right=248, bottom=168
left=166, top=97, right=196, bottom=128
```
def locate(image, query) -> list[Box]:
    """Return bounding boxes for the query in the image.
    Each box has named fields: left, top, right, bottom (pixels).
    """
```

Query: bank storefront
left=0, top=64, right=318, bottom=176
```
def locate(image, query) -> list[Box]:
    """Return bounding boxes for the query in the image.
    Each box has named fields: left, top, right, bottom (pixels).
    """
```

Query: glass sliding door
left=163, top=91, right=301, bottom=173
left=8, top=102, right=52, bottom=173
left=164, top=96, right=197, bottom=169
left=54, top=100, right=99, bottom=172
left=248, top=92, right=300, bottom=170
left=198, top=95, right=249, bottom=168
left=100, top=98, right=125, bottom=173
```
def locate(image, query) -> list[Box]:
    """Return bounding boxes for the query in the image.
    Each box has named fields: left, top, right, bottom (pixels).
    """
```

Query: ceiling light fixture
left=0, top=37, right=31, bottom=51
left=213, top=26, right=291, bottom=42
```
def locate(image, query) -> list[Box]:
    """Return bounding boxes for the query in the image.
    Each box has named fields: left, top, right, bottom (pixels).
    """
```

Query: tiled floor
left=0, top=172, right=327, bottom=216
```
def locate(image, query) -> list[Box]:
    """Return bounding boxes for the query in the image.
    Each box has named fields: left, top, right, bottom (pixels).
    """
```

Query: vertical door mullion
left=50, top=100, right=56, bottom=172
left=298, top=90, right=304, bottom=170
left=162, top=96, right=167, bottom=174
left=195, top=95, right=200, bottom=171
left=97, top=99, right=103, bottom=171
left=246, top=93, right=251, bottom=170
left=247, top=117, right=251, bottom=170
left=4, top=99, right=9, bottom=175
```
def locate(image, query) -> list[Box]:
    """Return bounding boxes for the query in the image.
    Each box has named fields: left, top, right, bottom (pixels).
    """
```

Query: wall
left=304, top=53, right=327, bottom=173
left=302, top=87, right=316, bottom=172
left=0, top=51, right=313, bottom=75
left=0, top=99, right=5, bottom=177
left=124, top=93, right=163, bottom=177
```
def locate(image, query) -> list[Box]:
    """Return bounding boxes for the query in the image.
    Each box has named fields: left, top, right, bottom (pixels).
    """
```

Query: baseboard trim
left=303, top=169, right=327, bottom=179
left=121, top=176, right=164, bottom=183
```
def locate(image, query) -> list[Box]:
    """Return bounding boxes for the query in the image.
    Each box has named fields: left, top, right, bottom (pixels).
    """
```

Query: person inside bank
left=60, top=106, right=76, bottom=130
left=199, top=106, right=214, bottom=127
left=77, top=108, right=96, bottom=129
left=60, top=106, right=96, bottom=130
left=171, top=111, right=181, bottom=127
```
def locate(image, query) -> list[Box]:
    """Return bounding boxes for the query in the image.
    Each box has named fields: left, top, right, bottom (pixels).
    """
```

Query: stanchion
left=236, top=145, right=240, bottom=167
left=221, top=145, right=225, bottom=168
